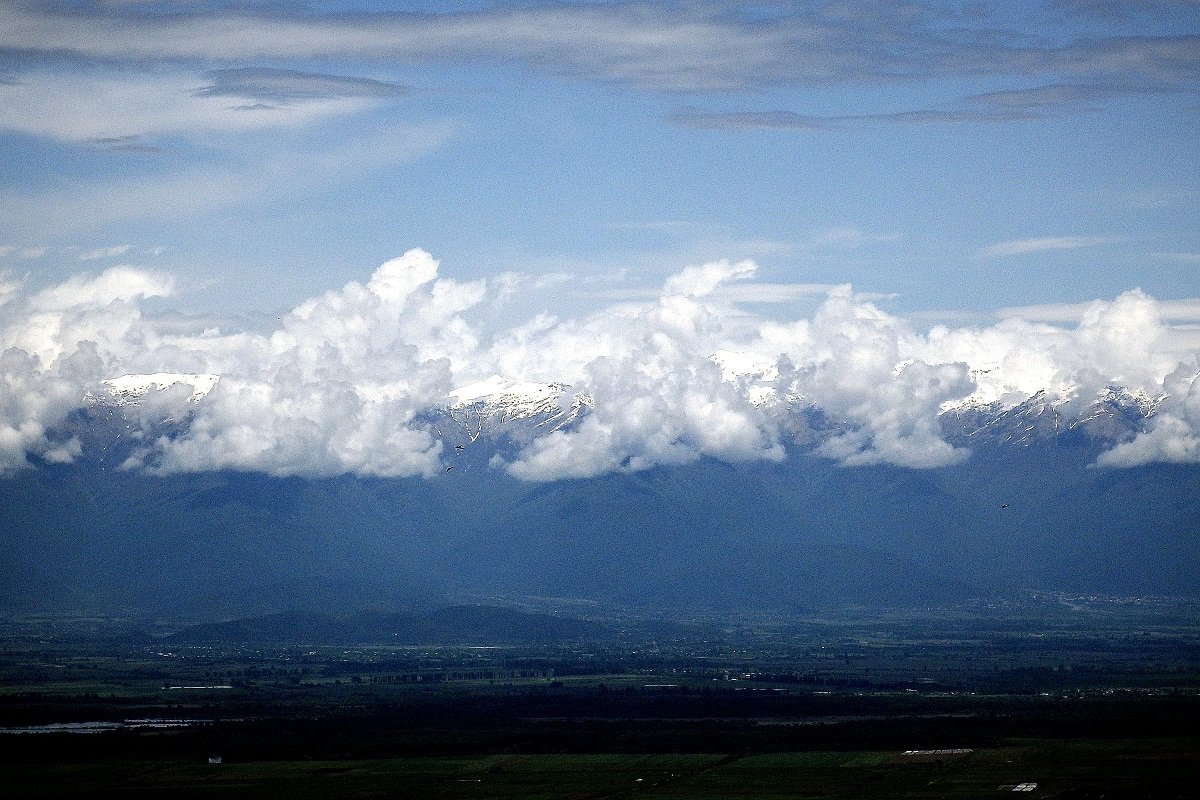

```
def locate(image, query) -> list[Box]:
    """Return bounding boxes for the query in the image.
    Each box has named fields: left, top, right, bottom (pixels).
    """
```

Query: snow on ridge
left=448, top=374, right=563, bottom=406
left=442, top=374, right=591, bottom=441
left=91, top=367, right=1154, bottom=434
left=709, top=349, right=778, bottom=383
left=939, top=373, right=1076, bottom=415
left=709, top=350, right=785, bottom=408
left=102, top=373, right=219, bottom=402
left=1097, top=385, right=1162, bottom=416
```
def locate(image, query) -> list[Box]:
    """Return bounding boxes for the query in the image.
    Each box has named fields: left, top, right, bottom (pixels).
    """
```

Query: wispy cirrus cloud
left=674, top=82, right=1194, bottom=130
left=0, top=1, right=1193, bottom=160
left=1150, top=251, right=1200, bottom=264
left=1053, top=0, right=1200, bottom=22
left=11, top=246, right=45, bottom=260
left=197, top=68, right=408, bottom=105
left=78, top=245, right=134, bottom=261
left=0, top=120, right=458, bottom=237
left=0, top=3, right=910, bottom=92
left=998, top=297, right=1200, bottom=323
left=1, top=2, right=1196, bottom=93
left=0, top=68, right=403, bottom=143
left=84, top=134, right=166, bottom=154
left=977, top=235, right=1116, bottom=258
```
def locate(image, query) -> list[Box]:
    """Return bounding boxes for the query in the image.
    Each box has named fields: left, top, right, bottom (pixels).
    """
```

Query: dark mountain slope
left=2, top=442, right=1196, bottom=618
left=168, top=605, right=612, bottom=645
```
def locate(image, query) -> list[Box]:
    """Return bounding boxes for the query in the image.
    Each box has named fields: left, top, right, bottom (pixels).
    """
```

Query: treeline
left=368, top=669, right=553, bottom=683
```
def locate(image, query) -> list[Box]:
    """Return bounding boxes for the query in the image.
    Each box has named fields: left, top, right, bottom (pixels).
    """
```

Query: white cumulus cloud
left=133, top=249, right=484, bottom=478
left=1, top=251, right=1199, bottom=479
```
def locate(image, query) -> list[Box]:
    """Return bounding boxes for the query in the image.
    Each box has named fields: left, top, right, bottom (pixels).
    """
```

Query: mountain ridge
left=74, top=371, right=1160, bottom=471
left=2, top=371, right=1194, bottom=620
left=2, top=444, right=1196, bottom=618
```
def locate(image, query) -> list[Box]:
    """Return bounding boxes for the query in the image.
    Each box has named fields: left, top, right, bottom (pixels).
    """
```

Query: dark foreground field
left=2, top=597, right=1197, bottom=798
left=3, top=740, right=1198, bottom=799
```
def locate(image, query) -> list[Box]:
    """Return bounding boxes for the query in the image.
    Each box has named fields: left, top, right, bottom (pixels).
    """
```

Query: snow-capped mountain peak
left=1097, top=385, right=1162, bottom=417
left=435, top=374, right=592, bottom=445
left=82, top=366, right=1156, bottom=461
left=100, top=373, right=220, bottom=404
left=708, top=350, right=786, bottom=407
left=448, top=374, right=564, bottom=407
left=709, top=350, right=778, bottom=382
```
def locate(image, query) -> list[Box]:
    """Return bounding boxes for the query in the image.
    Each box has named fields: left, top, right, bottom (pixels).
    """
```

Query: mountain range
left=0, top=373, right=1195, bottom=619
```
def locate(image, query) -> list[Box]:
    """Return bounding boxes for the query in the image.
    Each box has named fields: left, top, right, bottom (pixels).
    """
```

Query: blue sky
left=1, top=0, right=1197, bottom=323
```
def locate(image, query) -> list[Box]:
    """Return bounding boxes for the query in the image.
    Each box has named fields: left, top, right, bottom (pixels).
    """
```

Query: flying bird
left=445, top=466, right=454, bottom=472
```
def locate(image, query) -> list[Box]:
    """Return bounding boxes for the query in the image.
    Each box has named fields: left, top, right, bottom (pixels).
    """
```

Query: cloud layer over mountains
left=1, top=250, right=1198, bottom=480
